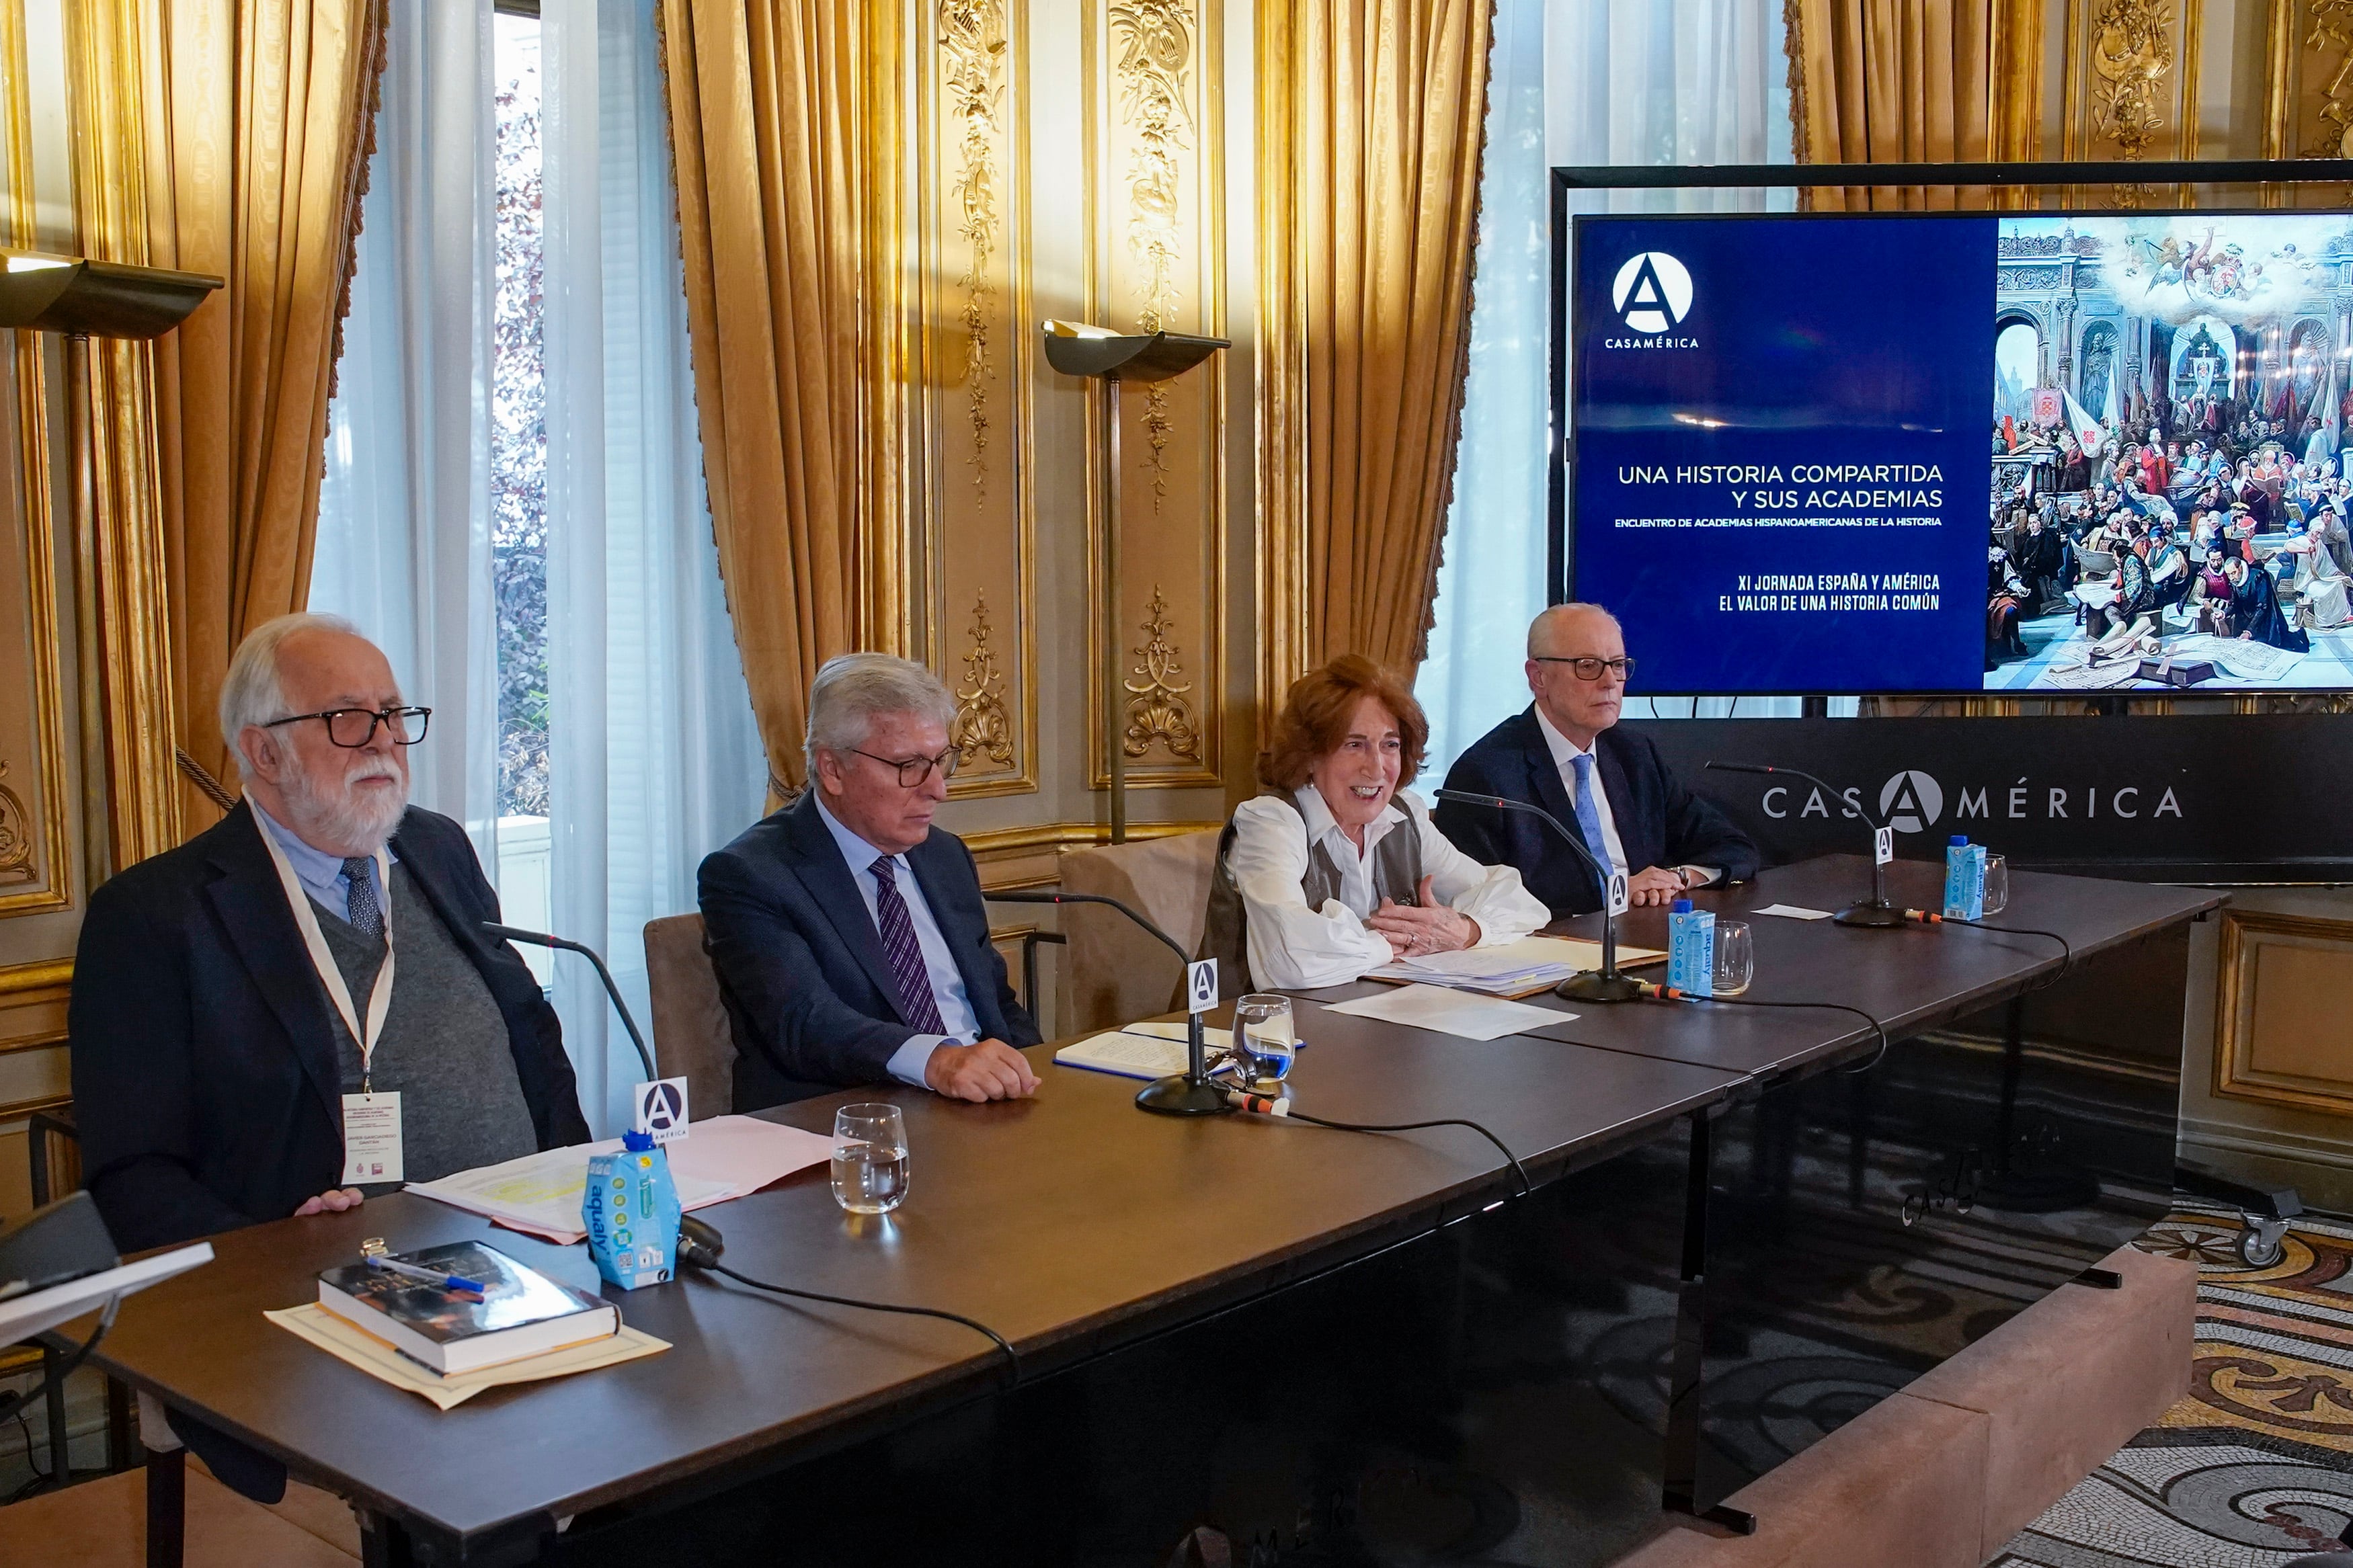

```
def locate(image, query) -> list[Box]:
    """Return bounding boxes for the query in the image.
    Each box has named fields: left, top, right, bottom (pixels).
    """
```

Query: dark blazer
left=698, top=793, right=1041, bottom=1110
left=68, top=802, right=588, bottom=1253
left=1434, top=709, right=1760, bottom=917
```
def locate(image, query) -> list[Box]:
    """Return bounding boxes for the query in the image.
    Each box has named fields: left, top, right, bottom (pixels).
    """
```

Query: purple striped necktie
left=869, top=855, right=948, bottom=1034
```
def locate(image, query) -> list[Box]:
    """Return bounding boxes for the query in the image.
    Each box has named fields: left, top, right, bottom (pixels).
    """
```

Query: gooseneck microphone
left=983, top=891, right=1229, bottom=1117
left=1432, top=789, right=1645, bottom=1003
left=1701, top=762, right=1911, bottom=929
left=481, top=922, right=659, bottom=1083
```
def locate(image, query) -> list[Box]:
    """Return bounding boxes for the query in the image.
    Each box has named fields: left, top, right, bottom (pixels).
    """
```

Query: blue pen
left=361, top=1247, right=487, bottom=1297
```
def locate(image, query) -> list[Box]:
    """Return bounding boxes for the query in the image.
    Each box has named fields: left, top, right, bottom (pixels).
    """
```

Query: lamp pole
left=1042, top=323, right=1228, bottom=847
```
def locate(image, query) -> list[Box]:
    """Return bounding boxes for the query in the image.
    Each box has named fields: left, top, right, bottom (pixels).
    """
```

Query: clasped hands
left=1368, top=874, right=1481, bottom=960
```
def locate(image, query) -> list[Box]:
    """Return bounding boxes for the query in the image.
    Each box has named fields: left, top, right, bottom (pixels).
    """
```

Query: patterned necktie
left=869, top=856, right=948, bottom=1034
left=1570, top=754, right=1613, bottom=880
left=343, top=856, right=383, bottom=940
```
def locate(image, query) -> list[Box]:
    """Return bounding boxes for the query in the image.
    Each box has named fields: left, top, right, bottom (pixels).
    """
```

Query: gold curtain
left=658, top=0, right=883, bottom=796
left=145, top=0, right=389, bottom=825
left=1261, top=0, right=1492, bottom=686
left=1787, top=0, right=2042, bottom=208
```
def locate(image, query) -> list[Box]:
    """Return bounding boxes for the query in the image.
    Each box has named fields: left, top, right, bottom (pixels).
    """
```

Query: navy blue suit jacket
left=698, top=793, right=1040, bottom=1110
left=1433, top=710, right=1759, bottom=917
left=69, top=802, right=588, bottom=1253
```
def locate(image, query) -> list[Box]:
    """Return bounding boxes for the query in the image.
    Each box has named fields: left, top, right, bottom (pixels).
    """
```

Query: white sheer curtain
left=541, top=0, right=763, bottom=1132
left=312, top=0, right=501, bottom=858
left=313, top=0, right=762, bottom=1134
left=1419, top=0, right=1800, bottom=776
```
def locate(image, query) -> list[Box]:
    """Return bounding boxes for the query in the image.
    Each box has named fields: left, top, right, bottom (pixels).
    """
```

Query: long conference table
left=75, top=856, right=2221, bottom=1566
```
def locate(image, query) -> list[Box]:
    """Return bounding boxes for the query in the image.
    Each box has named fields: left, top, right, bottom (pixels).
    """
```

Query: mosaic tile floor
left=1992, top=1204, right=2353, bottom=1567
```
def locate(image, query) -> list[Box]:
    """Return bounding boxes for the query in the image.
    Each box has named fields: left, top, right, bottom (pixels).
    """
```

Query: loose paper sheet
left=1751, top=903, right=1834, bottom=921
left=1322, top=983, right=1570, bottom=1041
left=266, top=1303, right=668, bottom=1410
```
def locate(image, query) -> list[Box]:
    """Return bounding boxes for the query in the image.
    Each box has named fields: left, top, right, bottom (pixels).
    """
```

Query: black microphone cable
left=676, top=1219, right=1019, bottom=1383
left=1630, top=981, right=1894, bottom=1075
left=1940, top=917, right=2073, bottom=985
left=1213, top=1079, right=1534, bottom=1199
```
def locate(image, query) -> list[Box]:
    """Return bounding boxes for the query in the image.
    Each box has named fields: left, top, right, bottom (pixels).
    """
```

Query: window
left=493, top=12, right=547, bottom=820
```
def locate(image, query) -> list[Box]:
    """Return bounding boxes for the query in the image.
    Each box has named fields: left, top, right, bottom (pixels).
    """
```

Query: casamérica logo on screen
left=1605, top=251, right=1699, bottom=349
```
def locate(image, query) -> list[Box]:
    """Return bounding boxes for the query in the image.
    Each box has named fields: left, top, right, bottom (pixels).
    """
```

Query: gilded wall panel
left=919, top=0, right=1039, bottom=798
left=2213, top=908, right=2353, bottom=1116
left=2059, top=0, right=2206, bottom=204
left=1084, top=0, right=1226, bottom=790
left=2262, top=1, right=2353, bottom=206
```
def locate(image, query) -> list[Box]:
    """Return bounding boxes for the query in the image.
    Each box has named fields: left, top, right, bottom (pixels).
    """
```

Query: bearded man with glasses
left=700, top=653, right=1041, bottom=1110
left=1434, top=604, right=1758, bottom=916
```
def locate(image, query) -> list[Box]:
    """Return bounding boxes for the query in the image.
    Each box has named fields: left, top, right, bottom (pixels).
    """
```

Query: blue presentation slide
left=1570, top=214, right=1995, bottom=692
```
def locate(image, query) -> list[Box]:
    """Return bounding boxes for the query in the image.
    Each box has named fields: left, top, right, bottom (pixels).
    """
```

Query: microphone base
left=1135, top=1075, right=1236, bottom=1116
left=1556, top=971, right=1648, bottom=1005
left=1834, top=901, right=1911, bottom=929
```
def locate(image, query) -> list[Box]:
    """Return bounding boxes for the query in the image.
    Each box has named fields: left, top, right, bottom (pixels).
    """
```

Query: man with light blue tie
left=1434, top=604, right=1759, bottom=917
left=699, top=654, right=1042, bottom=1110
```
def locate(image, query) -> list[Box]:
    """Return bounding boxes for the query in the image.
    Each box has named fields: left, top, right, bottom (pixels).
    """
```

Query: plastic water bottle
left=584, top=1129, right=681, bottom=1289
left=1667, top=897, right=1716, bottom=997
left=1943, top=835, right=1987, bottom=921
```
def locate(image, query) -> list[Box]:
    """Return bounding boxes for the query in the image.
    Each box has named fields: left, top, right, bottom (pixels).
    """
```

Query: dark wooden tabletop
left=1305, top=854, right=2226, bottom=1081
left=78, top=856, right=2219, bottom=1553
left=85, top=1020, right=1739, bottom=1550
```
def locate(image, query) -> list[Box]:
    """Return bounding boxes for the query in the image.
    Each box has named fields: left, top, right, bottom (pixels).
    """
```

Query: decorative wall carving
left=917, top=0, right=1036, bottom=800
left=1086, top=0, right=1224, bottom=788
left=1122, top=586, right=1201, bottom=761
left=2304, top=0, right=2353, bottom=156
left=952, top=592, right=1014, bottom=767
left=2060, top=0, right=2201, bottom=208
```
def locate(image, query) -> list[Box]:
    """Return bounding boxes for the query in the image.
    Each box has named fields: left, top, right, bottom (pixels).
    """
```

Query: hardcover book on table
left=315, top=1241, right=616, bottom=1375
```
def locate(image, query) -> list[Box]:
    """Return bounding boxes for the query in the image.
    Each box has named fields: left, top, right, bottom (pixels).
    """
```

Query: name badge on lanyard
left=255, top=821, right=402, bottom=1184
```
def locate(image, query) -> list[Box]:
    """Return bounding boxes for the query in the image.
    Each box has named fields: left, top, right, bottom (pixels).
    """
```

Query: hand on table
left=926, top=1038, right=1041, bottom=1103
left=1367, top=875, right=1481, bottom=958
left=293, top=1188, right=364, bottom=1217
left=1626, top=867, right=1688, bottom=907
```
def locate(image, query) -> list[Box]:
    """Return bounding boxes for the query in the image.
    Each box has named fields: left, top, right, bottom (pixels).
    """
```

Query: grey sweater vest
left=1198, top=794, right=1423, bottom=996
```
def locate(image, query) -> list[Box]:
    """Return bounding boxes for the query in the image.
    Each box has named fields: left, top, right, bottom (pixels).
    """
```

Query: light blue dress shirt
left=250, top=799, right=397, bottom=927
left=812, top=797, right=982, bottom=1088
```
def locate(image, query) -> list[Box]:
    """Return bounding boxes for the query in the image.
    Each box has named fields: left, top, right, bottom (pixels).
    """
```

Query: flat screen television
left=1558, top=208, right=2353, bottom=694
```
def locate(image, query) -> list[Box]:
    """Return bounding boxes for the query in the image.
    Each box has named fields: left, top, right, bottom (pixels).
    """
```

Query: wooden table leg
left=145, top=1447, right=185, bottom=1568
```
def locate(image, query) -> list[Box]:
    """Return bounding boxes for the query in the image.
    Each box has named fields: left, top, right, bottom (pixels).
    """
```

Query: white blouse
left=1225, top=784, right=1550, bottom=991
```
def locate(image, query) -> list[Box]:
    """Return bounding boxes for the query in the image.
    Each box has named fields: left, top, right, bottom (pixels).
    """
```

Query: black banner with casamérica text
left=1628, top=714, right=2353, bottom=883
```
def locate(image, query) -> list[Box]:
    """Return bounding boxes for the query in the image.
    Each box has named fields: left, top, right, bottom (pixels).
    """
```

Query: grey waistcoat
left=317, top=864, right=541, bottom=1188
left=1198, top=794, right=1423, bottom=996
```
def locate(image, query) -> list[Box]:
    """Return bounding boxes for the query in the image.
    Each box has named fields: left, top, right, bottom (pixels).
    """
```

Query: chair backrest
left=642, top=913, right=733, bottom=1118
left=1054, top=831, right=1221, bottom=1037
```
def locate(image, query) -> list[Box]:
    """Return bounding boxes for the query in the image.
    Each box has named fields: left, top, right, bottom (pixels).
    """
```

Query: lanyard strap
left=255, top=820, right=397, bottom=1091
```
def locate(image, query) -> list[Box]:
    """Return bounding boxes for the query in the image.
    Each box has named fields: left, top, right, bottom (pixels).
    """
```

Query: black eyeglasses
left=848, top=745, right=963, bottom=787
left=263, top=706, right=433, bottom=748
left=1532, top=656, right=1636, bottom=683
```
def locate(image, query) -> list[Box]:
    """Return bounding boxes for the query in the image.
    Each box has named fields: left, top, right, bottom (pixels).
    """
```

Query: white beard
left=280, top=747, right=409, bottom=855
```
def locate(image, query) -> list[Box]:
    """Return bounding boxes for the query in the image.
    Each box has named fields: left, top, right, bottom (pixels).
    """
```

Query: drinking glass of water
left=832, top=1103, right=910, bottom=1216
left=1712, top=921, right=1755, bottom=997
left=1983, top=854, right=2009, bottom=916
left=1233, top=994, right=1297, bottom=1090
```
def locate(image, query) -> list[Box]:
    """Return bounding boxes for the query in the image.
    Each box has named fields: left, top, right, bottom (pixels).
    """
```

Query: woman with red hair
left=1199, top=655, right=1546, bottom=992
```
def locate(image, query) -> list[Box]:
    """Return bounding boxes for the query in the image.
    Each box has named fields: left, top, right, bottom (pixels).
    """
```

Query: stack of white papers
left=1364, top=934, right=1664, bottom=995
left=407, top=1114, right=835, bottom=1244
left=1324, top=983, right=1570, bottom=1041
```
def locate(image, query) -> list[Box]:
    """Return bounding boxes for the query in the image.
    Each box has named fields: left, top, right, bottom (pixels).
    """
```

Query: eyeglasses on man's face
left=849, top=746, right=963, bottom=787
left=263, top=706, right=433, bottom=748
left=1532, top=656, right=1635, bottom=684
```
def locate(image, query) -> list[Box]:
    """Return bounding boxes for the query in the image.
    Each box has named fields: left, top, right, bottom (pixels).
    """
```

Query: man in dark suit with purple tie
left=698, top=654, right=1041, bottom=1111
left=1435, top=604, right=1758, bottom=917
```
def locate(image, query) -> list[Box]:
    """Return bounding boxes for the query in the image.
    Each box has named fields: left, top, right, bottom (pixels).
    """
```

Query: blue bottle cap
left=623, top=1128, right=655, bottom=1152
left=1950, top=835, right=1970, bottom=847
left=1671, top=897, right=1693, bottom=914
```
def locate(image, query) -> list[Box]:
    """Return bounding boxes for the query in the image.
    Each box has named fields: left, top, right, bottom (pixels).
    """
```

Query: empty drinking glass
left=1712, top=921, right=1755, bottom=997
left=1983, top=854, right=2009, bottom=916
left=1232, top=994, right=1297, bottom=1090
left=832, top=1103, right=910, bottom=1215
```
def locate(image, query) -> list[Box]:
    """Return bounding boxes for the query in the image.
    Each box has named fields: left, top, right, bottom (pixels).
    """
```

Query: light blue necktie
left=1570, top=754, right=1612, bottom=877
